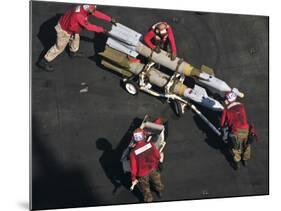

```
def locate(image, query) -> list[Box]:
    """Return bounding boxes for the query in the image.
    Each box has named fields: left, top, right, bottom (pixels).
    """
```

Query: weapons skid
left=100, top=23, right=224, bottom=135
left=139, top=74, right=221, bottom=136
left=167, top=95, right=221, bottom=136
left=99, top=46, right=224, bottom=111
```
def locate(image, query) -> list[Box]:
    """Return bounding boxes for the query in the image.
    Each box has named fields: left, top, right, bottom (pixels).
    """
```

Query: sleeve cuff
left=131, top=175, right=136, bottom=181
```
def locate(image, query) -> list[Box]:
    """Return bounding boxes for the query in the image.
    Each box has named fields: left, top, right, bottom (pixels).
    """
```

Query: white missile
left=108, top=23, right=244, bottom=97
left=99, top=46, right=224, bottom=111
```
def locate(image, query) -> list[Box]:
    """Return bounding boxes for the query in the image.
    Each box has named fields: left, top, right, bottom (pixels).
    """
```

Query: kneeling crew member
left=144, top=22, right=177, bottom=61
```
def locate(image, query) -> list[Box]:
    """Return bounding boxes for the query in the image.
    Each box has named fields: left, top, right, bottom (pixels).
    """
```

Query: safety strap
left=175, top=58, right=184, bottom=74
left=149, top=49, right=154, bottom=62
left=164, top=59, right=184, bottom=94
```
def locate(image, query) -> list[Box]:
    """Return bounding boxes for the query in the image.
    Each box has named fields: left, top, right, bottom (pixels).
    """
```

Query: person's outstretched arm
left=92, top=10, right=112, bottom=22
left=77, top=14, right=105, bottom=33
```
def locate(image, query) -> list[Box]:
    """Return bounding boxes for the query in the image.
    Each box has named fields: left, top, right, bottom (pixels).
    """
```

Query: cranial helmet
left=133, top=128, right=145, bottom=142
left=225, top=91, right=237, bottom=103
left=83, top=4, right=97, bottom=12
left=153, top=22, right=168, bottom=36
left=154, top=117, right=163, bottom=125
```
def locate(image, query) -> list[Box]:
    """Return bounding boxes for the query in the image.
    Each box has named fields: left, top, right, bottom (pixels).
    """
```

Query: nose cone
left=201, top=96, right=224, bottom=111
left=198, top=72, right=232, bottom=93
left=183, top=87, right=224, bottom=111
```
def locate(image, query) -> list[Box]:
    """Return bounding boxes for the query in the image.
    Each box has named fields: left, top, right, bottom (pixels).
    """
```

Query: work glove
left=219, top=127, right=228, bottom=144
left=130, top=179, right=138, bottom=191
left=170, top=52, right=177, bottom=61
left=111, top=18, right=117, bottom=26
left=220, top=126, right=230, bottom=144
left=247, top=133, right=257, bottom=145
left=153, top=46, right=161, bottom=53
left=160, top=152, right=164, bottom=162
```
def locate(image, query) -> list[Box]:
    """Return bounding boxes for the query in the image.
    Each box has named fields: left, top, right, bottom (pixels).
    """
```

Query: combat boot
left=69, top=51, right=85, bottom=58
left=156, top=191, right=163, bottom=198
left=233, top=161, right=240, bottom=170
left=37, top=58, right=54, bottom=72
left=143, top=192, right=153, bottom=202
left=242, top=160, right=248, bottom=167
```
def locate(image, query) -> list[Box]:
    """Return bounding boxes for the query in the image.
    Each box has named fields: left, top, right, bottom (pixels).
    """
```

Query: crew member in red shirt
left=221, top=91, right=250, bottom=169
left=38, top=4, right=116, bottom=71
left=144, top=22, right=177, bottom=61
left=129, top=128, right=164, bottom=202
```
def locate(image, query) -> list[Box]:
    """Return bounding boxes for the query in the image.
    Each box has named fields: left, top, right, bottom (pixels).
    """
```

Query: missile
left=99, top=46, right=224, bottom=111
left=107, top=23, right=244, bottom=97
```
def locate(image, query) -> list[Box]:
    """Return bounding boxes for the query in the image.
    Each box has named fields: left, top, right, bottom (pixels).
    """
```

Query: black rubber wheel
left=123, top=80, right=139, bottom=96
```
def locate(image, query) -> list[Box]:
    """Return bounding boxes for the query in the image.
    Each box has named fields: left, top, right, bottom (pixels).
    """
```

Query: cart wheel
left=124, top=80, right=139, bottom=95
left=173, top=100, right=184, bottom=117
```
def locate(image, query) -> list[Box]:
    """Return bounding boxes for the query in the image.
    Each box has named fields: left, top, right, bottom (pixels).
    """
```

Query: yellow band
left=183, top=63, right=193, bottom=76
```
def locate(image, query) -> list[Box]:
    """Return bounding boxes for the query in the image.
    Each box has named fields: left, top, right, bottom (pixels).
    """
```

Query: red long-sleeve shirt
left=220, top=102, right=249, bottom=133
left=144, top=25, right=177, bottom=54
left=59, top=5, right=112, bottom=34
left=129, top=141, right=160, bottom=181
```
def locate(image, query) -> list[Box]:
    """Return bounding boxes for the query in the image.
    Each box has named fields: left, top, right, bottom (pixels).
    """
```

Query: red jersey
left=144, top=22, right=177, bottom=54
left=129, top=141, right=160, bottom=181
left=220, top=102, right=249, bottom=133
left=59, top=5, right=111, bottom=34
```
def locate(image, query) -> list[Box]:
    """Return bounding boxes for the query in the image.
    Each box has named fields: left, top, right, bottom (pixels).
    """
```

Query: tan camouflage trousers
left=137, top=170, right=164, bottom=202
left=44, top=23, right=80, bottom=62
left=231, top=128, right=251, bottom=162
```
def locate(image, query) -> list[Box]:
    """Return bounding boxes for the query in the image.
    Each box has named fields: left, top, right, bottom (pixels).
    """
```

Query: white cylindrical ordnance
left=128, top=62, right=223, bottom=111
left=129, top=62, right=170, bottom=87
left=136, top=42, right=234, bottom=94
left=100, top=46, right=224, bottom=111
left=108, top=23, right=242, bottom=95
left=138, top=40, right=246, bottom=96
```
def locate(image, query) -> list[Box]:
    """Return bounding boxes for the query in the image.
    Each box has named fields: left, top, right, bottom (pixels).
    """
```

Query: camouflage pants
left=230, top=128, right=251, bottom=162
left=137, top=170, right=164, bottom=202
left=44, top=23, right=80, bottom=62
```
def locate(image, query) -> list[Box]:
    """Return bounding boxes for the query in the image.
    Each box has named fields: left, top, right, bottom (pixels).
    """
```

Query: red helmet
left=225, top=91, right=237, bottom=103
left=133, top=128, right=145, bottom=142
left=154, top=117, right=163, bottom=125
